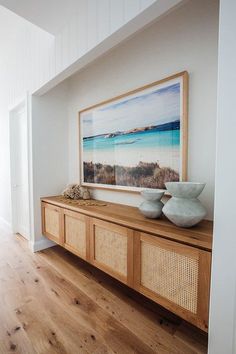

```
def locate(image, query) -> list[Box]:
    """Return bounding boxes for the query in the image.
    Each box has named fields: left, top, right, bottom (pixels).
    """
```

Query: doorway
left=9, top=99, right=30, bottom=240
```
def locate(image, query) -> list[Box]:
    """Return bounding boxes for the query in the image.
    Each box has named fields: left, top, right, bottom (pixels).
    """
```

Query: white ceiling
left=0, top=0, right=84, bottom=35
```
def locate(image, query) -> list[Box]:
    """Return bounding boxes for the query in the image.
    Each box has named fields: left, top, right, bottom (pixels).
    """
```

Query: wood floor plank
left=0, top=291, right=37, bottom=354
left=0, top=228, right=207, bottom=354
left=10, top=243, right=156, bottom=353
left=38, top=247, right=207, bottom=354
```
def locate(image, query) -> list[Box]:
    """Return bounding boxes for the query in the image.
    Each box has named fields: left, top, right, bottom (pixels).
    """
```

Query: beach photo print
left=79, top=72, right=188, bottom=192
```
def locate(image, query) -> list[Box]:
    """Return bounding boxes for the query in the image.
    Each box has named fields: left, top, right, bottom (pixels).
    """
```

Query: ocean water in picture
left=81, top=81, right=182, bottom=189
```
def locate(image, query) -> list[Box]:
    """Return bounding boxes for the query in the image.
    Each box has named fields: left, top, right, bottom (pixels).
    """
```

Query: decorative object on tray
left=162, top=182, right=207, bottom=227
left=139, top=189, right=165, bottom=219
left=55, top=195, right=107, bottom=207
left=79, top=71, right=188, bottom=192
left=62, top=184, right=91, bottom=200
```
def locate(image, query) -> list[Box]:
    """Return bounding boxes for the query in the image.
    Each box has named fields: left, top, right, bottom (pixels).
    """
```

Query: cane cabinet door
left=63, top=209, right=90, bottom=261
left=41, top=202, right=63, bottom=244
left=133, top=232, right=211, bottom=332
left=90, top=218, right=134, bottom=286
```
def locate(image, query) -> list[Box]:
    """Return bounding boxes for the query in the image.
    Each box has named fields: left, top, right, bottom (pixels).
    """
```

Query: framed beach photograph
left=79, top=71, right=188, bottom=192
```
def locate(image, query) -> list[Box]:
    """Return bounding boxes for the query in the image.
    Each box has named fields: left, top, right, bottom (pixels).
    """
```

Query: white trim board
left=30, top=238, right=56, bottom=253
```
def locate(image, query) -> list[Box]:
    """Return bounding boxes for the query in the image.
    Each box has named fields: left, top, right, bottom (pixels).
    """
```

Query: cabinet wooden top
left=41, top=196, right=213, bottom=251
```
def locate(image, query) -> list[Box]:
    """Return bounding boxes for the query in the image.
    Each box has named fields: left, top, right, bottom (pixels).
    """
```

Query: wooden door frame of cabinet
left=89, top=217, right=134, bottom=287
left=197, top=250, right=211, bottom=330
left=133, top=231, right=210, bottom=332
left=41, top=202, right=64, bottom=245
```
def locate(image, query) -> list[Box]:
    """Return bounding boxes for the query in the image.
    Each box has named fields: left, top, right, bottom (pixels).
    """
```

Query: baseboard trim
left=0, top=217, right=13, bottom=233
left=30, top=238, right=56, bottom=253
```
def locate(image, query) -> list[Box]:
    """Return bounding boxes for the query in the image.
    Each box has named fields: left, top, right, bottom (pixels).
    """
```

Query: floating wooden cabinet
left=89, top=218, right=134, bottom=286
left=41, top=202, right=63, bottom=244
left=41, top=196, right=213, bottom=332
left=63, top=209, right=90, bottom=261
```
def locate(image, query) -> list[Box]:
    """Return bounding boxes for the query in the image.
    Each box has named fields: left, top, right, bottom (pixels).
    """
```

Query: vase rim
left=165, top=182, right=205, bottom=185
left=141, top=188, right=166, bottom=193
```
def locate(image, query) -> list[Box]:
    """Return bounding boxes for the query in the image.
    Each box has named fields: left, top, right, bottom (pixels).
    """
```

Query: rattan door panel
left=133, top=232, right=211, bottom=332
left=41, top=202, right=62, bottom=244
left=64, top=209, right=89, bottom=260
left=141, top=239, right=199, bottom=313
left=90, top=218, right=134, bottom=285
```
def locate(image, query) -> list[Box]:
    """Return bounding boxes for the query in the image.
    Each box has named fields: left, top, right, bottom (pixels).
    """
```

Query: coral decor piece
left=62, top=184, right=91, bottom=200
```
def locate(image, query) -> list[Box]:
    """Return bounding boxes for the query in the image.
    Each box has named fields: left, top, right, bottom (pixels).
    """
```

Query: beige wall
left=67, top=0, right=219, bottom=219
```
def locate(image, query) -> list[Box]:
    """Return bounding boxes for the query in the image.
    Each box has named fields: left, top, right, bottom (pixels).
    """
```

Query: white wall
left=0, top=0, right=182, bottom=228
left=209, top=0, right=236, bottom=353
left=67, top=0, right=219, bottom=219
left=0, top=6, right=54, bottom=227
left=31, top=82, right=69, bottom=243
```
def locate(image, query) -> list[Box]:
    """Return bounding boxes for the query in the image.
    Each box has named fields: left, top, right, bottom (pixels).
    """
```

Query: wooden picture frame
left=78, top=71, right=188, bottom=193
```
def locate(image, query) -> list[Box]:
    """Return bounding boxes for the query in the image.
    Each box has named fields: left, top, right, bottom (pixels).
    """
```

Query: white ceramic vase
left=139, top=189, right=165, bottom=219
left=162, top=182, right=207, bottom=227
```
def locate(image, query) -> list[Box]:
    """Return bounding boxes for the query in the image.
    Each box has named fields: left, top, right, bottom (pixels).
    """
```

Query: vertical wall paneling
left=77, top=0, right=88, bottom=58
left=68, top=15, right=78, bottom=64
left=124, top=0, right=140, bottom=22
left=98, top=0, right=110, bottom=42
left=110, top=0, right=125, bottom=33
left=61, top=25, right=70, bottom=70
left=48, top=42, right=56, bottom=82
left=140, top=0, right=156, bottom=11
left=55, top=33, right=63, bottom=75
left=87, top=0, right=98, bottom=50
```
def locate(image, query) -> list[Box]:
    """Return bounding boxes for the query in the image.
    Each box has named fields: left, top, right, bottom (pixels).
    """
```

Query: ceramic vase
left=162, top=182, right=207, bottom=228
left=139, top=189, right=165, bottom=219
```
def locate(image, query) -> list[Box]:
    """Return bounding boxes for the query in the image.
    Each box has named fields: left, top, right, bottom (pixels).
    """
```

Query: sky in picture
left=82, top=82, right=180, bottom=138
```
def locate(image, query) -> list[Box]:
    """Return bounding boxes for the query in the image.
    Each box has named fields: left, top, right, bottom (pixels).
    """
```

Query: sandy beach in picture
left=80, top=79, right=182, bottom=189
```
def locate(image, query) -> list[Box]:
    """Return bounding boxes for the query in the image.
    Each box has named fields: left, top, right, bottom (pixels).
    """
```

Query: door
left=10, top=101, right=30, bottom=240
left=63, top=209, right=90, bottom=260
left=133, top=232, right=211, bottom=332
left=89, top=218, right=134, bottom=286
left=41, top=202, right=63, bottom=244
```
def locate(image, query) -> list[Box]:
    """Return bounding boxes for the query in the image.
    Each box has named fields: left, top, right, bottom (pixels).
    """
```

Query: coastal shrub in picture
left=79, top=72, right=188, bottom=192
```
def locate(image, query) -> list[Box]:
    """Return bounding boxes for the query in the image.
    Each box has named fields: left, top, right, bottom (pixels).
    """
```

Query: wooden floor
left=0, top=225, right=208, bottom=354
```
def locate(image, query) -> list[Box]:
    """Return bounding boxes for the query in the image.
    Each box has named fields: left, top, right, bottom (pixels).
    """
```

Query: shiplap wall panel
left=98, top=0, right=110, bottom=42
left=124, top=0, right=140, bottom=22
left=48, top=43, right=56, bottom=82
left=110, top=0, right=125, bottom=33
left=140, top=0, right=156, bottom=11
left=68, top=16, right=78, bottom=64
left=78, top=0, right=88, bottom=58
left=61, top=25, right=71, bottom=70
left=87, top=0, right=98, bottom=50
left=55, top=33, right=63, bottom=76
